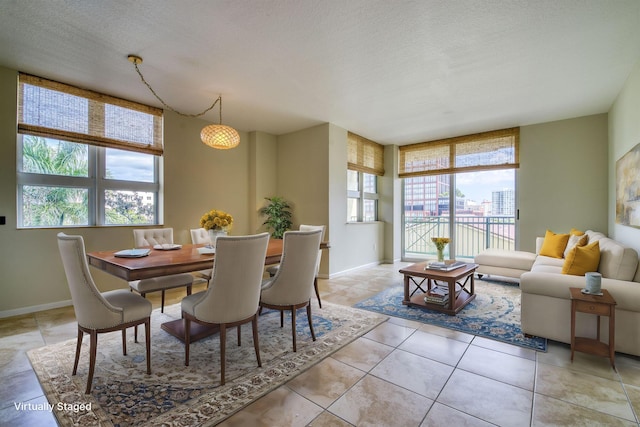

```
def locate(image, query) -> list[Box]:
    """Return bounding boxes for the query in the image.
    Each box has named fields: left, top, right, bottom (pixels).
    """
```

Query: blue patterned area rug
left=27, top=301, right=386, bottom=426
left=354, top=278, right=547, bottom=352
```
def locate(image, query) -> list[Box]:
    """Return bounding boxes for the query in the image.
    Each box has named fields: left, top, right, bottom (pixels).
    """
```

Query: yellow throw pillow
left=562, top=241, right=600, bottom=276
left=540, top=230, right=570, bottom=258
left=570, top=228, right=585, bottom=236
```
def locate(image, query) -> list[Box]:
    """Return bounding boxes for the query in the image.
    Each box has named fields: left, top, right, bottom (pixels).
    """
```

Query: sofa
left=475, top=230, right=640, bottom=356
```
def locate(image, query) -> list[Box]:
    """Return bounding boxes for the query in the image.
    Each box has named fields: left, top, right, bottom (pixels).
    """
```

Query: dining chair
left=57, top=232, right=152, bottom=394
left=181, top=232, right=270, bottom=386
left=190, top=227, right=213, bottom=282
left=260, top=229, right=323, bottom=352
left=266, top=224, right=325, bottom=308
left=129, top=228, right=195, bottom=313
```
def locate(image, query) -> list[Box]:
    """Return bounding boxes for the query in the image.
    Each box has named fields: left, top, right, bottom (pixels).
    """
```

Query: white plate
left=114, top=248, right=150, bottom=258
left=153, top=244, right=182, bottom=250
left=197, top=246, right=216, bottom=255
left=581, top=288, right=603, bottom=296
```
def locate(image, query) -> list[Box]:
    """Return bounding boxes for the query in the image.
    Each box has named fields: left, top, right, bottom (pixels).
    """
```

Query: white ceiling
left=1, top=0, right=639, bottom=145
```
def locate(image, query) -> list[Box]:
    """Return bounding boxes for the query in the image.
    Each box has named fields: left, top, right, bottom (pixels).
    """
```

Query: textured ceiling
left=1, top=0, right=639, bottom=145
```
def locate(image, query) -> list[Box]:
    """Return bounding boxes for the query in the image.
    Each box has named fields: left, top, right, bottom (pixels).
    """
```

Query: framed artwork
left=616, top=142, right=640, bottom=228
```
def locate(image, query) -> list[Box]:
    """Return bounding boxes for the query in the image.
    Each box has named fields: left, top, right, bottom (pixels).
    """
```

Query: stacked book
left=424, top=286, right=449, bottom=305
left=424, top=260, right=466, bottom=271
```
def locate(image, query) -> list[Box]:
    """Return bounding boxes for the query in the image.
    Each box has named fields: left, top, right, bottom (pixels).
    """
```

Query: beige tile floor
left=2, top=262, right=640, bottom=426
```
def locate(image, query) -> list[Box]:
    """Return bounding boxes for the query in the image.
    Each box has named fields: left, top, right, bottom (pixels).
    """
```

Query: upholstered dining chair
left=190, top=227, right=213, bottom=282
left=129, top=228, right=195, bottom=313
left=260, top=229, right=323, bottom=352
left=57, top=232, right=152, bottom=394
left=266, top=224, right=325, bottom=308
left=181, top=232, right=269, bottom=386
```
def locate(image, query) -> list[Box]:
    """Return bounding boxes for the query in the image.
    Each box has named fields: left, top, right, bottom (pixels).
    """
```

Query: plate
left=153, top=244, right=182, bottom=250
left=581, top=288, right=603, bottom=296
left=114, top=248, right=150, bottom=258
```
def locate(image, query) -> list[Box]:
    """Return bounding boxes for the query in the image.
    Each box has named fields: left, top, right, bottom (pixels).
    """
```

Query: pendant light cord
left=130, top=56, right=220, bottom=119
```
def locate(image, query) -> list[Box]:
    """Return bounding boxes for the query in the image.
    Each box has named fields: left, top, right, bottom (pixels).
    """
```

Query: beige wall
left=609, top=60, right=640, bottom=254
left=518, top=114, right=609, bottom=251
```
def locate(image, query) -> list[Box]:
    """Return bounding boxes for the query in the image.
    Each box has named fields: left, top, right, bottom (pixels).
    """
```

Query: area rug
left=27, top=301, right=386, bottom=426
left=354, top=278, right=547, bottom=351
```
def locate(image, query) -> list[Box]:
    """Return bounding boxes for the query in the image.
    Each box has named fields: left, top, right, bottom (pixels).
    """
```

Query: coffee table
left=400, top=262, right=478, bottom=315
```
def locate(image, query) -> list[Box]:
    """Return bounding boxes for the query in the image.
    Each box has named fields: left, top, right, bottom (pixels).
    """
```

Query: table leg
left=609, top=307, right=615, bottom=368
left=570, top=300, right=576, bottom=361
left=403, top=275, right=410, bottom=305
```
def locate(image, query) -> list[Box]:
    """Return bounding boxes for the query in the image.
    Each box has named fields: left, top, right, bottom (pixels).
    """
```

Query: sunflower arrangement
left=200, top=209, right=233, bottom=231
left=431, top=237, right=450, bottom=251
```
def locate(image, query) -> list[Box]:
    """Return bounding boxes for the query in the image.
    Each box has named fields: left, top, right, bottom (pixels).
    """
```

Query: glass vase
left=437, top=247, right=445, bottom=262
left=208, top=229, right=227, bottom=248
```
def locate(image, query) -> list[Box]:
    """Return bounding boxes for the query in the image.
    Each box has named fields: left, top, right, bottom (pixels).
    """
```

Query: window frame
left=347, top=170, right=379, bottom=223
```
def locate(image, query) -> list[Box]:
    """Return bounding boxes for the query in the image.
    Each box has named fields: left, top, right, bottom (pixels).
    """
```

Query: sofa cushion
left=474, top=249, right=537, bottom=272
left=563, top=233, right=588, bottom=258
left=531, top=255, right=564, bottom=274
left=539, top=230, right=570, bottom=259
left=562, top=241, right=600, bottom=276
left=597, top=237, right=639, bottom=281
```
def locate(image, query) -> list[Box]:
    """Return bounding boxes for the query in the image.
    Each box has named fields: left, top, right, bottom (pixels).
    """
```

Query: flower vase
left=208, top=229, right=227, bottom=248
left=437, top=248, right=445, bottom=262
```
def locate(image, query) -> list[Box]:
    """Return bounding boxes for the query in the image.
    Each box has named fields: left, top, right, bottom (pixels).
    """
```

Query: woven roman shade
left=18, top=73, right=164, bottom=156
left=399, top=127, right=519, bottom=178
left=347, top=132, right=385, bottom=176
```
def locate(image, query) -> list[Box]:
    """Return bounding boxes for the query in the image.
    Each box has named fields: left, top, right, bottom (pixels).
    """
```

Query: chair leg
left=86, top=330, right=98, bottom=394
left=161, top=290, right=166, bottom=313
left=280, top=310, right=284, bottom=328
left=73, top=328, right=83, bottom=375
left=122, top=329, right=127, bottom=355
left=184, top=318, right=191, bottom=366
left=314, top=277, right=322, bottom=308
left=307, top=303, right=316, bottom=342
left=187, top=285, right=192, bottom=296
left=252, top=313, right=261, bottom=367
left=237, top=325, right=241, bottom=346
left=220, top=324, right=227, bottom=386
left=145, top=318, right=151, bottom=375
left=291, top=306, right=297, bottom=352
left=134, top=326, right=138, bottom=343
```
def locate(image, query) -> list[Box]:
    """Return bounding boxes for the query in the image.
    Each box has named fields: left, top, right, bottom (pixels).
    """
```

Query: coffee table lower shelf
left=407, top=291, right=475, bottom=316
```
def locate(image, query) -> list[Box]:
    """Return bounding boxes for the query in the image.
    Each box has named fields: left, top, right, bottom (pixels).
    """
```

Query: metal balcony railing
left=404, top=216, right=515, bottom=259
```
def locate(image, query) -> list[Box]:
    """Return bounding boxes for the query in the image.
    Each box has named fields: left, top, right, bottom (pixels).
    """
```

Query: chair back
left=299, top=224, right=325, bottom=275
left=263, top=230, right=323, bottom=305
left=56, top=233, right=124, bottom=329
left=190, top=228, right=211, bottom=244
left=133, top=228, right=174, bottom=247
left=191, top=233, right=269, bottom=323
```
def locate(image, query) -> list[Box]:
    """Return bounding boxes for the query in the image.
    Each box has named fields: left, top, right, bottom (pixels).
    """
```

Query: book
left=424, top=261, right=466, bottom=271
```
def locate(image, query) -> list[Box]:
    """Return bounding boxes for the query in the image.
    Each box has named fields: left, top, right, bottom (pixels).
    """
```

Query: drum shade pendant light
left=128, top=55, right=240, bottom=150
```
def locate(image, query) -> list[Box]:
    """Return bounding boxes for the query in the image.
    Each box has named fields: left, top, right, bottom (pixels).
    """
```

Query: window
left=347, top=132, right=384, bottom=222
left=17, top=73, right=163, bottom=228
left=400, top=128, right=519, bottom=260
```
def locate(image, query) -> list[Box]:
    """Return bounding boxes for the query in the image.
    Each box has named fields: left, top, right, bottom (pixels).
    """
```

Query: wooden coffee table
left=400, top=262, right=478, bottom=315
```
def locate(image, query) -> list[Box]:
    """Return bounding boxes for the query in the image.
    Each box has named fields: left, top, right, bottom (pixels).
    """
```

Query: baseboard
left=0, top=299, right=72, bottom=319
left=325, top=260, right=382, bottom=279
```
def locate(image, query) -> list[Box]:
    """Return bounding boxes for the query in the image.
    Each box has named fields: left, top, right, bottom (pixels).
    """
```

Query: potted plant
left=259, top=196, right=293, bottom=239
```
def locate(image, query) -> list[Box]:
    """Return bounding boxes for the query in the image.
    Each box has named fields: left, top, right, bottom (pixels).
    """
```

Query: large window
left=400, top=128, right=519, bottom=259
left=17, top=73, right=163, bottom=228
left=347, top=132, right=384, bottom=222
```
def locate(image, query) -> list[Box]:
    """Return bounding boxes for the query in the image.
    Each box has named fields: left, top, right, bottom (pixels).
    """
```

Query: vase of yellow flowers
left=432, top=237, right=450, bottom=262
left=200, top=209, right=233, bottom=247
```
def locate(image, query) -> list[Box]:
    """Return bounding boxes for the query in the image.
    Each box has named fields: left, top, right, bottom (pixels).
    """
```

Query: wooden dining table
left=86, top=239, right=329, bottom=343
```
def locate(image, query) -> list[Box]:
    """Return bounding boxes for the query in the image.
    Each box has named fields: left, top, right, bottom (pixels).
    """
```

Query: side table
left=569, top=287, right=616, bottom=367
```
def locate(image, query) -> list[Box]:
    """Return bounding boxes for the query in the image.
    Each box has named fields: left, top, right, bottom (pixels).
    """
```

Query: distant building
left=492, top=189, right=515, bottom=216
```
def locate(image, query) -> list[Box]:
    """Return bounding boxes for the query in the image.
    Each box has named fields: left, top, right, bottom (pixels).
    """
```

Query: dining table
left=86, top=239, right=330, bottom=343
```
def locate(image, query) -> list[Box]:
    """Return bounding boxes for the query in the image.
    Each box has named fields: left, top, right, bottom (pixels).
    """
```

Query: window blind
left=347, top=132, right=385, bottom=176
left=18, top=73, right=164, bottom=156
left=398, top=127, right=519, bottom=178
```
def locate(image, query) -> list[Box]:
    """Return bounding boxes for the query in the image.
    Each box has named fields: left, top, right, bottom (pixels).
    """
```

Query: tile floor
left=2, top=262, right=640, bottom=426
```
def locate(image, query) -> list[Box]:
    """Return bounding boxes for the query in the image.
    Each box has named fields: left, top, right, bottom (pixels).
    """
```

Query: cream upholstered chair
left=181, top=232, right=269, bottom=386
left=129, top=228, right=194, bottom=313
left=266, top=224, right=325, bottom=308
left=190, top=227, right=213, bottom=282
left=57, top=233, right=152, bottom=394
left=260, top=229, right=323, bottom=352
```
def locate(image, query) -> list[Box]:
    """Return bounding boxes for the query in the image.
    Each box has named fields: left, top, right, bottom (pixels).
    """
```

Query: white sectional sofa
left=474, top=230, right=640, bottom=356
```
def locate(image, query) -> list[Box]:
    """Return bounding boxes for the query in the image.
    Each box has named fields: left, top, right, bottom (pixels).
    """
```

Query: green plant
left=258, top=196, right=293, bottom=239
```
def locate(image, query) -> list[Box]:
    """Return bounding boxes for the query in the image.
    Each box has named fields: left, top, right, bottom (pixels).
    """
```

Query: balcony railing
left=404, top=216, right=515, bottom=260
